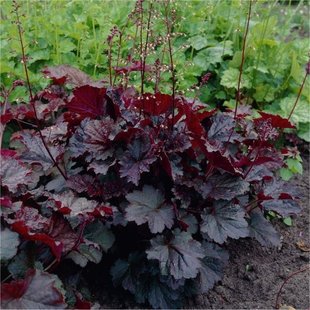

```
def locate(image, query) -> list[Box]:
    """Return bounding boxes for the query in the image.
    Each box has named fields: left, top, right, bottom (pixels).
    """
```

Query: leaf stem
left=43, top=258, right=58, bottom=272
left=275, top=265, right=310, bottom=309
left=141, top=2, right=153, bottom=96
left=13, top=0, right=67, bottom=180
left=287, top=69, right=308, bottom=122
left=164, top=0, right=176, bottom=131
left=234, top=0, right=252, bottom=119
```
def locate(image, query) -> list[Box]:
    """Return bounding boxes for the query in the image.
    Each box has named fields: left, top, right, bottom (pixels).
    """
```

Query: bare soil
left=94, top=150, right=310, bottom=310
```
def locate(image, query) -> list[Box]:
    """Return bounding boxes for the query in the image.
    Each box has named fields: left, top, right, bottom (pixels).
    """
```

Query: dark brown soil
left=96, top=152, right=310, bottom=309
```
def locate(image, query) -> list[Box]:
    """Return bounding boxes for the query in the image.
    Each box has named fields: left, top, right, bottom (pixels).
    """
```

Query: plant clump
left=0, top=64, right=301, bottom=308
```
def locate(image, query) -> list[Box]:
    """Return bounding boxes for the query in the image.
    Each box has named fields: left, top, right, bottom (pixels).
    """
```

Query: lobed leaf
left=146, top=230, right=204, bottom=279
left=125, top=185, right=174, bottom=233
left=200, top=200, right=249, bottom=244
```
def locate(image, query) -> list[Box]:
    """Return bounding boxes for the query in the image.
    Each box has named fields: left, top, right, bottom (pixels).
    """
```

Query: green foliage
left=2, top=0, right=308, bottom=139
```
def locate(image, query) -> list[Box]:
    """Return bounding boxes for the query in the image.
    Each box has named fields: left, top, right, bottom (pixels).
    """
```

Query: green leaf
left=229, top=51, right=242, bottom=68
left=290, top=51, right=303, bottom=82
left=283, top=217, right=292, bottom=227
left=220, top=68, right=251, bottom=89
left=297, top=122, right=310, bottom=142
left=67, top=242, right=102, bottom=267
left=286, top=158, right=303, bottom=174
left=27, top=50, right=51, bottom=64
left=189, top=35, right=208, bottom=50
left=280, top=168, right=293, bottom=181
left=8, top=251, right=31, bottom=279
left=279, top=95, right=310, bottom=124
left=1, top=227, right=20, bottom=261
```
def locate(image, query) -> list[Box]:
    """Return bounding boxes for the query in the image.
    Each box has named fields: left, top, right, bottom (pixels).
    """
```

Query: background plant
left=1, top=0, right=309, bottom=140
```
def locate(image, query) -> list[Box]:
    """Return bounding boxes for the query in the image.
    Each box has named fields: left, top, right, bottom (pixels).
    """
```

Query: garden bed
left=88, top=151, right=309, bottom=309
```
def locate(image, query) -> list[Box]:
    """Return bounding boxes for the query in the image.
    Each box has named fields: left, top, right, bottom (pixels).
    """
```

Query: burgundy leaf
left=47, top=215, right=80, bottom=253
left=1, top=269, right=66, bottom=309
left=256, top=112, right=295, bottom=129
left=10, top=220, right=63, bottom=260
left=67, top=86, right=107, bottom=118
left=74, top=293, right=92, bottom=309
left=132, top=93, right=172, bottom=116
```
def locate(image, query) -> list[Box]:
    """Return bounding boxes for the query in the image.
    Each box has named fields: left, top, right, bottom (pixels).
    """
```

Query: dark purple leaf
left=197, top=242, right=229, bottom=293
left=198, top=174, right=249, bottom=200
left=0, top=153, right=39, bottom=193
left=41, top=123, right=68, bottom=144
left=208, top=113, right=241, bottom=142
left=261, top=199, right=301, bottom=217
left=119, top=132, right=157, bottom=185
left=125, top=185, right=174, bottom=233
left=163, top=122, right=191, bottom=153
left=66, top=174, right=101, bottom=197
left=245, top=165, right=273, bottom=182
left=68, top=118, right=116, bottom=161
left=200, top=200, right=249, bottom=244
left=248, top=209, right=281, bottom=247
left=11, top=131, right=64, bottom=172
left=146, top=230, right=204, bottom=279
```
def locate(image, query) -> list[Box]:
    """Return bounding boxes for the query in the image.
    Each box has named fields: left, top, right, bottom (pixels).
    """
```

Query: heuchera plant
left=0, top=1, right=304, bottom=308
left=0, top=64, right=301, bottom=308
